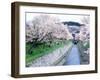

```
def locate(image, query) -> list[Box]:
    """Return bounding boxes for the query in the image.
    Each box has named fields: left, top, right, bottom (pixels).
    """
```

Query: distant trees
left=26, top=15, right=71, bottom=44
left=79, top=16, right=90, bottom=42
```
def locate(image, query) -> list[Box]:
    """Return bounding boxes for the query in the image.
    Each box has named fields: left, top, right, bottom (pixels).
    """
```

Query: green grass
left=78, top=40, right=89, bottom=51
left=26, top=40, right=71, bottom=64
left=83, top=41, right=89, bottom=49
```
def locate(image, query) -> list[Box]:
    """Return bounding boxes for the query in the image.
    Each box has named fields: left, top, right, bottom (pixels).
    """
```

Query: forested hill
left=62, top=21, right=84, bottom=27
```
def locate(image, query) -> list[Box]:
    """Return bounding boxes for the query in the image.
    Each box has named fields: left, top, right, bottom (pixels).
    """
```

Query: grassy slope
left=79, top=41, right=89, bottom=49
left=26, top=40, right=71, bottom=64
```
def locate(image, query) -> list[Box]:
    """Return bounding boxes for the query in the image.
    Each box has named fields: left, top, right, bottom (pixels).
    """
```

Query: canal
left=64, top=44, right=80, bottom=65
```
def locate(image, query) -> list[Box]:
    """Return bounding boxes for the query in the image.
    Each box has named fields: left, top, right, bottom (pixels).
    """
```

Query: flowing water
left=64, top=45, right=80, bottom=65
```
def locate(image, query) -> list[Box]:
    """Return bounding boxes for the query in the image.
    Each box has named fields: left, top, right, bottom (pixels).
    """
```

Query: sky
left=26, top=12, right=89, bottom=24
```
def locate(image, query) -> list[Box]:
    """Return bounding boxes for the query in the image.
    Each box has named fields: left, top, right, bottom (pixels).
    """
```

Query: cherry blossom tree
left=26, top=14, right=71, bottom=43
left=79, top=16, right=90, bottom=42
left=26, top=14, right=72, bottom=54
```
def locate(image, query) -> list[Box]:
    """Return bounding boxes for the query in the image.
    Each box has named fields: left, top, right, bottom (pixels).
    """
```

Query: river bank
left=26, top=42, right=73, bottom=67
